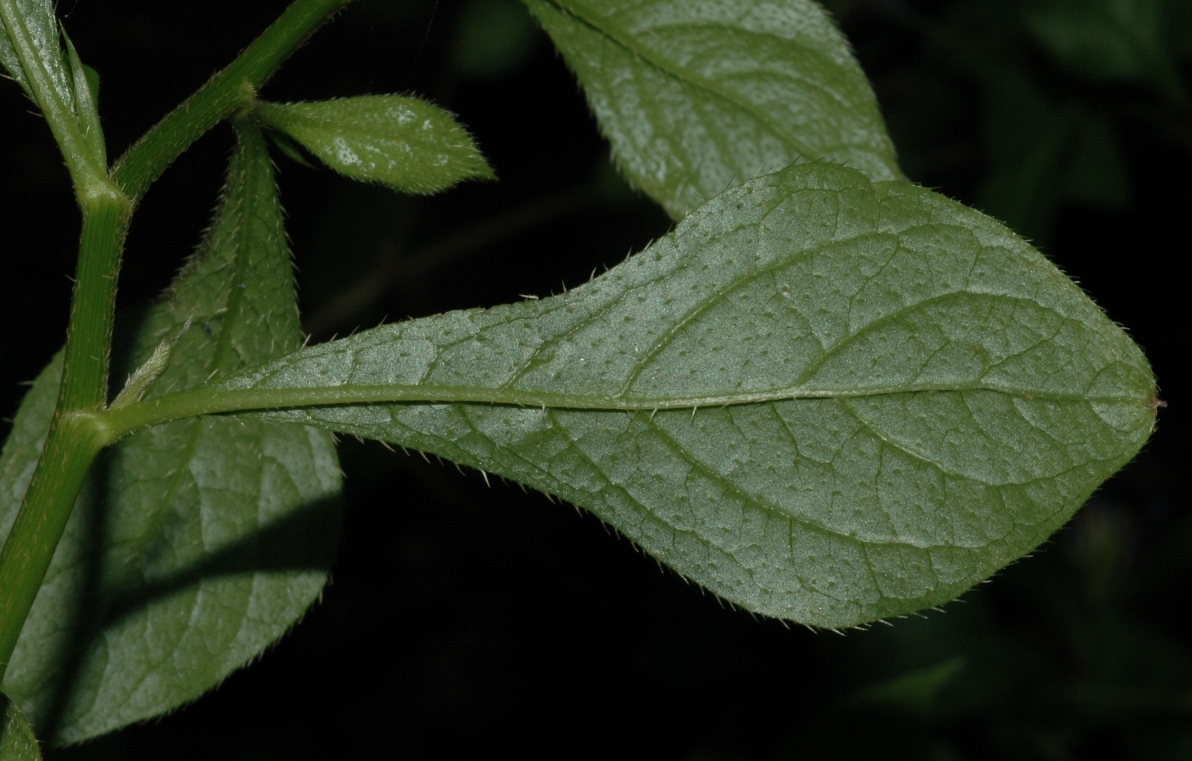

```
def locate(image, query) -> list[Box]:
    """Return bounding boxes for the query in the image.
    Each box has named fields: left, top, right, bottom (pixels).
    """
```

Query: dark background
left=2, top=0, right=1189, bottom=758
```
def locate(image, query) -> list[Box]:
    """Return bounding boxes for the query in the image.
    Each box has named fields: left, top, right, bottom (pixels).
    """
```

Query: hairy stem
left=0, top=190, right=129, bottom=684
left=113, top=0, right=356, bottom=200
left=61, top=192, right=133, bottom=411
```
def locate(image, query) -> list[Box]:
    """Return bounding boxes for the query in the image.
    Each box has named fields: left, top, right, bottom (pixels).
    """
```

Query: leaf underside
left=522, top=0, right=904, bottom=218
left=0, top=126, right=342, bottom=745
left=207, top=162, right=1155, bottom=629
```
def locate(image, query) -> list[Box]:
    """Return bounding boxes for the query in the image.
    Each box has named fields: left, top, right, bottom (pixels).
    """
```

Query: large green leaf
left=521, top=0, right=903, bottom=218
left=0, top=124, right=341, bottom=744
left=192, top=162, right=1156, bottom=628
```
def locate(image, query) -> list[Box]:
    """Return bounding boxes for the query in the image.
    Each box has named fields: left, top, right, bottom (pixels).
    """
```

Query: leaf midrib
left=96, top=377, right=1147, bottom=448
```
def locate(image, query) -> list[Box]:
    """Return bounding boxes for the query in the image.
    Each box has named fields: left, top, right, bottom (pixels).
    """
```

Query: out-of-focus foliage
left=827, top=0, right=1192, bottom=244
left=1023, top=0, right=1183, bottom=97
left=450, top=0, right=539, bottom=79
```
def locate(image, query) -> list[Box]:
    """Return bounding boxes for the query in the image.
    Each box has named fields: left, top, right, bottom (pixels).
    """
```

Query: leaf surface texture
left=255, top=96, right=494, bottom=193
left=522, top=0, right=903, bottom=218
left=202, top=162, right=1154, bottom=628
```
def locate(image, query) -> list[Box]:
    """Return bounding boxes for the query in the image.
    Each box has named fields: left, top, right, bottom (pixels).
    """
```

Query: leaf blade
left=254, top=95, right=494, bottom=193
left=522, top=0, right=903, bottom=218
left=202, top=162, right=1154, bottom=627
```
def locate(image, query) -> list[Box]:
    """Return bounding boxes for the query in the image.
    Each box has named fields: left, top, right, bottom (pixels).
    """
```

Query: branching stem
left=0, top=0, right=357, bottom=686
left=113, top=0, right=356, bottom=201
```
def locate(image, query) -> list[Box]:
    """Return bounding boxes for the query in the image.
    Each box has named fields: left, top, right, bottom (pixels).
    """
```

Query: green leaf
left=0, top=0, right=69, bottom=104
left=1023, top=0, right=1183, bottom=99
left=197, top=162, right=1154, bottom=629
left=254, top=96, right=494, bottom=194
left=0, top=695, right=41, bottom=761
left=520, top=0, right=903, bottom=219
left=0, top=124, right=342, bottom=744
left=0, top=358, right=66, bottom=742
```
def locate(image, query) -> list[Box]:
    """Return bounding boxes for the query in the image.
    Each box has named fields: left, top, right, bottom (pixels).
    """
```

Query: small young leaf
left=0, top=695, right=41, bottom=761
left=207, top=162, right=1154, bottom=629
left=254, top=96, right=494, bottom=194
left=521, top=0, right=903, bottom=218
left=0, top=0, right=69, bottom=105
left=0, top=125, right=342, bottom=744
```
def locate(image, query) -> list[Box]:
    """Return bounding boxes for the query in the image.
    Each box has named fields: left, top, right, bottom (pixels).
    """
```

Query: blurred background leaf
left=1021, top=0, right=1183, bottom=98
left=449, top=0, right=538, bottom=80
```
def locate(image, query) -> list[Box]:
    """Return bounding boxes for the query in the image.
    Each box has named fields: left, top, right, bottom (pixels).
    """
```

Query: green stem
left=0, top=414, right=105, bottom=683
left=0, top=189, right=128, bottom=685
left=113, top=0, right=356, bottom=201
left=61, top=192, right=133, bottom=411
